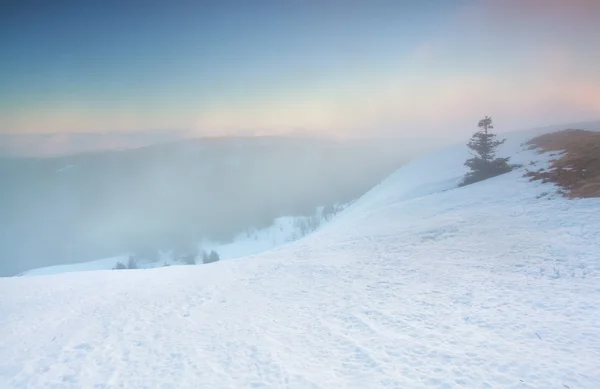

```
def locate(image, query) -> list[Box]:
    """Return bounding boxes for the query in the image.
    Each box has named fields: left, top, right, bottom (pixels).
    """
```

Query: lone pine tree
left=461, top=116, right=512, bottom=186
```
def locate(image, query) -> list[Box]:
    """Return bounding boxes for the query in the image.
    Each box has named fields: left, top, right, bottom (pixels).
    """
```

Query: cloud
left=328, top=0, right=600, bottom=138
left=0, top=129, right=194, bottom=157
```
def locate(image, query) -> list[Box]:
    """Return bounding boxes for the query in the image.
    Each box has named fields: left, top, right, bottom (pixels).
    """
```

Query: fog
left=0, top=136, right=447, bottom=276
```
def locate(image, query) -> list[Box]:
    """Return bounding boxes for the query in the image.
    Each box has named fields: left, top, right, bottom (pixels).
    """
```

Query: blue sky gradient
left=1, top=0, right=599, bottom=154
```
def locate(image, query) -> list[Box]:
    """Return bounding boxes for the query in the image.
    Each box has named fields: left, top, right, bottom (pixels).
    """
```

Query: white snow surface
left=2, top=127, right=600, bottom=388
left=21, top=210, right=338, bottom=277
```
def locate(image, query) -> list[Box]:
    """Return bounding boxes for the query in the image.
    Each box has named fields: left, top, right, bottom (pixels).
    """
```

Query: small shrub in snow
left=293, top=215, right=321, bottom=237
left=321, top=204, right=343, bottom=222
left=203, top=250, right=220, bottom=264
left=127, top=256, right=138, bottom=269
left=171, top=242, right=200, bottom=265
left=113, top=261, right=127, bottom=270
left=321, top=205, right=335, bottom=221
left=181, top=253, right=196, bottom=265
left=113, top=256, right=138, bottom=270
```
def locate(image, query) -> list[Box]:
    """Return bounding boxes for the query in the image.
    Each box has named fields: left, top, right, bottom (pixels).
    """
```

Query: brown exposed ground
left=524, top=129, right=600, bottom=198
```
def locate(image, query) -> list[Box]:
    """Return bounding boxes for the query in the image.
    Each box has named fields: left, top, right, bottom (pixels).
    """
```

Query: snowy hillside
left=21, top=208, right=346, bottom=277
left=0, top=136, right=411, bottom=277
left=1, top=127, right=600, bottom=388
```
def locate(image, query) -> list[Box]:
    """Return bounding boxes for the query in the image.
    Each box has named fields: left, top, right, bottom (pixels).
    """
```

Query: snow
left=2, top=127, right=600, bottom=388
left=20, top=209, right=343, bottom=277
left=17, top=255, right=133, bottom=277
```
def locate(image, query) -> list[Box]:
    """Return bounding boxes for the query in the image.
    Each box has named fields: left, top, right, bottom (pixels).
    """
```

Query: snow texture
left=1, top=127, right=599, bottom=389
left=20, top=209, right=341, bottom=277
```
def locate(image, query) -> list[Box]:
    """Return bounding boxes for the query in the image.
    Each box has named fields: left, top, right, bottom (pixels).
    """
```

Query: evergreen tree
left=127, top=255, right=138, bottom=269
left=113, top=261, right=127, bottom=270
left=209, top=250, right=220, bottom=263
left=461, top=116, right=512, bottom=186
left=203, top=250, right=220, bottom=264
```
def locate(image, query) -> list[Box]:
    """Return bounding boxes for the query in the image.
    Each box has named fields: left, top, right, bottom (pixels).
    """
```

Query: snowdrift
left=1, top=125, right=599, bottom=389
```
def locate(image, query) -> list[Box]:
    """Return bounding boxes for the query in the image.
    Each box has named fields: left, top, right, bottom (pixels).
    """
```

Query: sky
left=1, top=0, right=599, bottom=156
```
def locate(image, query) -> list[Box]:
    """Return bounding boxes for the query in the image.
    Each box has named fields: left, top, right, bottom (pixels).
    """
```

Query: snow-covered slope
left=1, top=128, right=600, bottom=389
left=20, top=209, right=344, bottom=277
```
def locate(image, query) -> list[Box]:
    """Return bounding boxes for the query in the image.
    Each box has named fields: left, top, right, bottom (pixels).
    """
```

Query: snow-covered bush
left=113, top=256, right=138, bottom=270
left=173, top=242, right=199, bottom=265
left=293, top=215, right=321, bottom=237
left=203, top=250, right=220, bottom=264
left=113, top=261, right=127, bottom=270
left=127, top=256, right=138, bottom=269
left=181, top=253, right=196, bottom=265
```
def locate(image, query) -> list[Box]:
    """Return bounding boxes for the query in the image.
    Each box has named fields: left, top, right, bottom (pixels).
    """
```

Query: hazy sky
left=1, top=0, right=599, bottom=155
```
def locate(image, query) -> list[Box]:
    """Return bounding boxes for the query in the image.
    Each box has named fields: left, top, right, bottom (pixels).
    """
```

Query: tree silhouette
left=461, top=116, right=512, bottom=186
left=203, top=250, right=220, bottom=264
